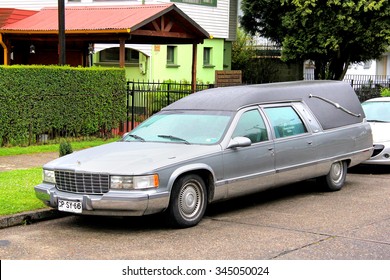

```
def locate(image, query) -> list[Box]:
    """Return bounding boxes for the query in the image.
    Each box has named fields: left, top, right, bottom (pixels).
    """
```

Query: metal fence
left=304, top=74, right=390, bottom=101
left=121, top=75, right=390, bottom=133
left=343, top=75, right=390, bottom=101
left=125, top=80, right=213, bottom=131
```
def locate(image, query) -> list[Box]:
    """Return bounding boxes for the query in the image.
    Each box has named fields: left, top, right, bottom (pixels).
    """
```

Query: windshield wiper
left=125, top=134, right=145, bottom=142
left=367, top=119, right=388, bottom=123
left=158, top=135, right=190, bottom=144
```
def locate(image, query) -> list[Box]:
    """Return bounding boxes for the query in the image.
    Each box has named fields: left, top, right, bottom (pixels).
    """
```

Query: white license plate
left=58, top=199, right=82, bottom=213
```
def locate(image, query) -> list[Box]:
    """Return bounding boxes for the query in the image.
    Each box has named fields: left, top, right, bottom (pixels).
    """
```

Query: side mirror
left=227, top=137, right=252, bottom=149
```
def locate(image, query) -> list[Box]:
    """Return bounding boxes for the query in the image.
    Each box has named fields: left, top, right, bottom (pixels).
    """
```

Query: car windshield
left=362, top=101, right=390, bottom=123
left=123, top=110, right=233, bottom=145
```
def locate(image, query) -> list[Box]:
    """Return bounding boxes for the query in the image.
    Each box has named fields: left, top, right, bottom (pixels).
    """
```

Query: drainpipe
left=0, top=34, right=9, bottom=65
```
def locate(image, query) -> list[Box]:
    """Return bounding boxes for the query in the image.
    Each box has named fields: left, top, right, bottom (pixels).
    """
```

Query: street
left=0, top=167, right=389, bottom=260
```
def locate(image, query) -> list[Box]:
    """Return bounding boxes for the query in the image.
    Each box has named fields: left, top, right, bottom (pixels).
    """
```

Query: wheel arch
left=167, top=164, right=216, bottom=204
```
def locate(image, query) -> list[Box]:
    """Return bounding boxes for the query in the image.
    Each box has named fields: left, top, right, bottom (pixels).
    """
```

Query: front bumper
left=34, top=183, right=170, bottom=216
left=363, top=142, right=390, bottom=165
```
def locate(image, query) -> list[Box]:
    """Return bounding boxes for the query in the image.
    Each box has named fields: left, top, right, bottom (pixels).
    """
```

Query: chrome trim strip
left=309, top=94, right=361, bottom=118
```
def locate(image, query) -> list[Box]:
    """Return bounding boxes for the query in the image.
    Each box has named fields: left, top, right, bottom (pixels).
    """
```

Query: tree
left=240, top=0, right=390, bottom=80
left=232, top=28, right=281, bottom=83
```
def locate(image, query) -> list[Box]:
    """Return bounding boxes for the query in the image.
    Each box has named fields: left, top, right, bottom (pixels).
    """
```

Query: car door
left=222, top=107, right=276, bottom=198
left=263, top=104, right=317, bottom=186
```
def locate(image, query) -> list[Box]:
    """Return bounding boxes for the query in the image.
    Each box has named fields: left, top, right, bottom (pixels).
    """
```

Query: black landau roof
left=163, top=80, right=365, bottom=130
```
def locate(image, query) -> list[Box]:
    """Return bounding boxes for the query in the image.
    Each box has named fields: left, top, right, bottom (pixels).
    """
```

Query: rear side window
left=264, top=106, right=307, bottom=138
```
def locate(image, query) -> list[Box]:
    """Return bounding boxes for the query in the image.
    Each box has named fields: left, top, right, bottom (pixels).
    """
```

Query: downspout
left=0, top=33, right=9, bottom=65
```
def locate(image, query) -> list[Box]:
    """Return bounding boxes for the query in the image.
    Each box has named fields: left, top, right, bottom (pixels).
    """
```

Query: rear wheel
left=167, top=174, right=207, bottom=228
left=319, top=161, right=348, bottom=191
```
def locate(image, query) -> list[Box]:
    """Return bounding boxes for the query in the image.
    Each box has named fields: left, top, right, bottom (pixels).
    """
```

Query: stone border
left=0, top=209, right=68, bottom=229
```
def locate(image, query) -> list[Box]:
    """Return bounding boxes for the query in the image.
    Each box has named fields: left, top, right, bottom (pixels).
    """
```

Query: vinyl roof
left=164, top=81, right=365, bottom=130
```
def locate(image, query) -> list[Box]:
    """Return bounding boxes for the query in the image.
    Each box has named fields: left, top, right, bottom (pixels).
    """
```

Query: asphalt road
left=0, top=166, right=389, bottom=260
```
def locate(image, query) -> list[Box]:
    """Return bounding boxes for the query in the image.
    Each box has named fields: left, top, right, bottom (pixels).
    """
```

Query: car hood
left=43, top=141, right=222, bottom=174
left=369, top=122, right=390, bottom=143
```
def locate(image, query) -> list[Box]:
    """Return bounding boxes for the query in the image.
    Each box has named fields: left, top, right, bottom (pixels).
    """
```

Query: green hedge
left=0, top=65, right=126, bottom=146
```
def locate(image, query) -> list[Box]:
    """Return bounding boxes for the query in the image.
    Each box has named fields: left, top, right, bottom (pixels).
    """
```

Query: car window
left=232, top=109, right=268, bottom=143
left=362, top=101, right=390, bottom=122
left=264, top=106, right=307, bottom=138
left=126, top=110, right=232, bottom=145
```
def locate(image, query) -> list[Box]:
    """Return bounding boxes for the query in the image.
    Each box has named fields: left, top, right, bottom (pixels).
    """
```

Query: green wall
left=150, top=39, right=226, bottom=84
left=94, top=39, right=229, bottom=84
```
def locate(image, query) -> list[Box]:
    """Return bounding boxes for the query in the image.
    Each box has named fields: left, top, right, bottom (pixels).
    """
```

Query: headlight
left=43, top=169, right=56, bottom=184
left=110, top=174, right=159, bottom=190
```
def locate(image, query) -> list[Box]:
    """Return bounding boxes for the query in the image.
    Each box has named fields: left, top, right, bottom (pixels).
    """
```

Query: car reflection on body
left=362, top=97, right=390, bottom=165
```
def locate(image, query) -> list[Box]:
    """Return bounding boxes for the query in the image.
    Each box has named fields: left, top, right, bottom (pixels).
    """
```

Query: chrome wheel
left=178, top=180, right=204, bottom=220
left=329, top=161, right=344, bottom=185
left=167, top=174, right=207, bottom=228
left=319, top=161, right=347, bottom=191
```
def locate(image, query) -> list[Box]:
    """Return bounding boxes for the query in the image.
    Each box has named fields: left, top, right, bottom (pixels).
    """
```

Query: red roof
left=0, top=4, right=195, bottom=33
left=0, top=8, right=37, bottom=28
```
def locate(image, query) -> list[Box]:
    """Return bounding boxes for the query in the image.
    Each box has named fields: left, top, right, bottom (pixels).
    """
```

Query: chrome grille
left=55, top=170, right=109, bottom=194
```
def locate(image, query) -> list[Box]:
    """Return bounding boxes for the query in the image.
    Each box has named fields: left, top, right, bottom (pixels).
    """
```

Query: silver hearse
left=35, top=81, right=373, bottom=227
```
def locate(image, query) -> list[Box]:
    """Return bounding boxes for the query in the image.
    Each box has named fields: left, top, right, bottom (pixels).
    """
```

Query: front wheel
left=167, top=174, right=207, bottom=228
left=319, top=161, right=348, bottom=191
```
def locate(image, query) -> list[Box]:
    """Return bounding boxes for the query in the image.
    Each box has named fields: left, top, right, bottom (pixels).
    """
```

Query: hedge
left=0, top=65, right=126, bottom=146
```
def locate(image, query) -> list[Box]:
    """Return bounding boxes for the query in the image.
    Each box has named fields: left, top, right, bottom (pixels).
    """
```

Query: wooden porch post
left=191, top=43, right=197, bottom=93
left=119, top=38, right=126, bottom=68
left=0, top=34, right=9, bottom=65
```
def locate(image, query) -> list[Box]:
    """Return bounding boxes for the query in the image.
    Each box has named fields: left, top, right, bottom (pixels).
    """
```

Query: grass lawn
left=0, top=137, right=120, bottom=216
left=0, top=168, right=47, bottom=216
left=0, top=137, right=119, bottom=157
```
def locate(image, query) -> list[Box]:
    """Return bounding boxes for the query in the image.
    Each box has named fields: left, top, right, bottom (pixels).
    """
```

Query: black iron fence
left=304, top=74, right=390, bottom=101
left=125, top=80, right=213, bottom=131
left=343, top=75, right=390, bottom=101
left=121, top=75, right=390, bottom=133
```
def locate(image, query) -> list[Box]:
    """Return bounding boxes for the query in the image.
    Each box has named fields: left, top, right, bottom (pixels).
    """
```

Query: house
left=0, top=0, right=238, bottom=84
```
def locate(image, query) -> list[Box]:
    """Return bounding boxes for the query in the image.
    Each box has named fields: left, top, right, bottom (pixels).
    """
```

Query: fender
left=166, top=163, right=218, bottom=201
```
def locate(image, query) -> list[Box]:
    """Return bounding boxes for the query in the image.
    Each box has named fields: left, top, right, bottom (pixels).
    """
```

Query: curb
left=0, top=209, right=68, bottom=229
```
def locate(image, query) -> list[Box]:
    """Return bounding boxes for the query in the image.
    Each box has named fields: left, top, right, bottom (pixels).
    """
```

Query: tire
left=167, top=174, right=207, bottom=228
left=319, top=161, right=348, bottom=191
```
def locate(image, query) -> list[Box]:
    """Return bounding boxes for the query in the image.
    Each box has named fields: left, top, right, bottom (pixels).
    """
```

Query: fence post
left=131, top=82, right=135, bottom=130
left=167, top=83, right=171, bottom=105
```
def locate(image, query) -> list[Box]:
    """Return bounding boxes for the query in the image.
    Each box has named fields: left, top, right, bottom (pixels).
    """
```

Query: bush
left=381, top=88, right=390, bottom=97
left=0, top=65, right=126, bottom=146
left=59, top=141, right=73, bottom=157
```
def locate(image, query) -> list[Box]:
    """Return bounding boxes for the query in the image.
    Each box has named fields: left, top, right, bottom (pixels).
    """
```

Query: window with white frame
left=166, top=46, right=177, bottom=66
left=99, top=48, right=139, bottom=64
left=203, top=47, right=213, bottom=66
left=171, top=0, right=217, bottom=7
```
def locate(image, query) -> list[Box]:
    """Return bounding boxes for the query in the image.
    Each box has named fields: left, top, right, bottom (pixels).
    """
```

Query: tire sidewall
left=324, top=161, right=347, bottom=191
left=168, top=174, right=207, bottom=228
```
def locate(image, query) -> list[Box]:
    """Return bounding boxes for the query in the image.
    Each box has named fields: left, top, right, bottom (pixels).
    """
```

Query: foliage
left=232, top=28, right=256, bottom=72
left=240, top=0, right=390, bottom=80
left=0, top=65, right=126, bottom=147
left=59, top=141, right=73, bottom=157
left=232, top=28, right=302, bottom=83
left=0, top=168, right=46, bottom=216
left=381, top=87, right=390, bottom=97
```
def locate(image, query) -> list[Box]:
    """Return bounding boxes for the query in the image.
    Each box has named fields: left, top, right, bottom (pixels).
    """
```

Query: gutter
left=0, top=33, right=8, bottom=65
